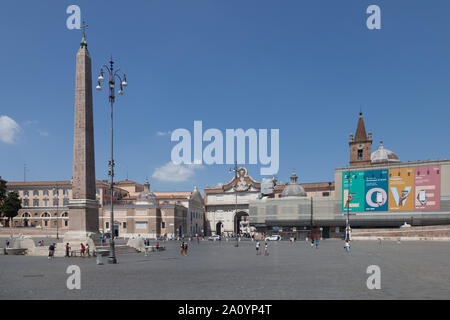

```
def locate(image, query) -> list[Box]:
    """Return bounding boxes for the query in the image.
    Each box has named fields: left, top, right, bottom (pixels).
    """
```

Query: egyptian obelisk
left=65, top=24, right=100, bottom=246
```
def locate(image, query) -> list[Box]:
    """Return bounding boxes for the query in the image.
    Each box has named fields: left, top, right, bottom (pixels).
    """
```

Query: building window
left=33, top=199, right=39, bottom=207
left=63, top=189, right=68, bottom=196
left=322, top=192, right=330, bottom=197
left=64, top=220, right=68, bottom=227
left=105, top=222, right=109, bottom=229
left=63, top=199, right=69, bottom=206
left=23, top=199, right=29, bottom=207
left=136, top=221, right=148, bottom=230
left=44, top=220, right=48, bottom=227
left=122, top=222, right=127, bottom=229
left=33, top=190, right=39, bottom=196
left=43, top=190, right=49, bottom=196
left=53, top=199, right=59, bottom=207
left=23, top=190, right=29, bottom=196
left=161, top=221, right=166, bottom=229
left=357, top=149, right=363, bottom=160
left=53, top=189, right=58, bottom=196
left=43, top=199, right=49, bottom=207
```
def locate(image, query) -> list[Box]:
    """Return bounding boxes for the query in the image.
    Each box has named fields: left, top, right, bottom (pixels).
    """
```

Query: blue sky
left=0, top=0, right=449, bottom=191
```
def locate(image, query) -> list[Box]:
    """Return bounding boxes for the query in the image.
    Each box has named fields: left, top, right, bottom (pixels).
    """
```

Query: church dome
left=371, top=141, right=400, bottom=164
left=136, top=179, right=157, bottom=203
left=281, top=172, right=307, bottom=197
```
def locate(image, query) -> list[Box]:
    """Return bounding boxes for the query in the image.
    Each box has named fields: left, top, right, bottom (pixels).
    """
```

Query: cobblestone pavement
left=0, top=239, right=449, bottom=300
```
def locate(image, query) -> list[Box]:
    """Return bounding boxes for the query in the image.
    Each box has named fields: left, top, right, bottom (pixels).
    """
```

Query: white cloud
left=0, top=115, right=21, bottom=144
left=24, top=120, right=39, bottom=126
left=152, top=162, right=204, bottom=182
left=38, top=130, right=49, bottom=137
left=157, top=131, right=172, bottom=136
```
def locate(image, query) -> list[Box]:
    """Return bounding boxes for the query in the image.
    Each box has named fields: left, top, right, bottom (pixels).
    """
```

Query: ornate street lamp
left=229, top=162, right=239, bottom=247
left=96, top=57, right=128, bottom=264
left=345, top=170, right=352, bottom=242
left=53, top=186, right=59, bottom=240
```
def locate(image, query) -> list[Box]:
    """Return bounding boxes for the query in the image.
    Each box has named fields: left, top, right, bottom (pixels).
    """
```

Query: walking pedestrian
left=310, top=237, right=315, bottom=248
left=184, top=242, right=188, bottom=256
left=48, top=243, right=55, bottom=259
left=6, top=240, right=10, bottom=248
left=80, top=243, right=86, bottom=257
left=180, top=241, right=184, bottom=255
left=264, top=242, right=269, bottom=256
left=315, top=238, right=319, bottom=249
left=256, top=241, right=260, bottom=255
left=65, top=242, right=71, bottom=257
left=344, top=240, right=350, bottom=252
left=86, top=243, right=90, bottom=257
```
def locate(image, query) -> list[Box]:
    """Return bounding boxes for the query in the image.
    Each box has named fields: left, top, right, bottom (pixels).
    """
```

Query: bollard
left=96, top=253, right=104, bottom=265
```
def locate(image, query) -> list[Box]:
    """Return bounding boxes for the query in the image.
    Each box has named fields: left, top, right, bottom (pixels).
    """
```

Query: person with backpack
left=48, top=243, right=55, bottom=259
left=256, top=241, right=261, bottom=255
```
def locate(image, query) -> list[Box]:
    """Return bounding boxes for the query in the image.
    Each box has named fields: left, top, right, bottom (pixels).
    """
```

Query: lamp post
left=96, top=57, right=128, bottom=264
left=229, top=162, right=239, bottom=247
left=345, top=171, right=351, bottom=242
left=53, top=186, right=59, bottom=240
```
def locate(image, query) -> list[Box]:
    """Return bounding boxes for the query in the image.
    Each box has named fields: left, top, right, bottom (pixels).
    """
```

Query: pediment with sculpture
left=221, top=167, right=261, bottom=193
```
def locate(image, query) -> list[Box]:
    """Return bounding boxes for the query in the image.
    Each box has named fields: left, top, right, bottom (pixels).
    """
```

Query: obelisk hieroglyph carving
left=66, top=24, right=99, bottom=239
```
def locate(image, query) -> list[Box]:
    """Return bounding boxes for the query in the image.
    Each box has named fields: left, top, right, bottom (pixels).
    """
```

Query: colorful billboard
left=388, top=168, right=414, bottom=211
left=414, top=166, right=441, bottom=211
left=341, top=165, right=441, bottom=213
left=342, top=171, right=365, bottom=213
left=364, top=169, right=389, bottom=212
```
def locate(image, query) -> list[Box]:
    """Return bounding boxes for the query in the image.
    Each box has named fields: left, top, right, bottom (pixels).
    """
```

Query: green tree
left=0, top=176, right=6, bottom=204
left=0, top=176, right=7, bottom=226
left=1, top=191, right=22, bottom=227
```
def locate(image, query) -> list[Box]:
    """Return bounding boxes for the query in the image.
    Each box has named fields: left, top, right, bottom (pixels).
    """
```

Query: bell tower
left=349, top=112, right=372, bottom=167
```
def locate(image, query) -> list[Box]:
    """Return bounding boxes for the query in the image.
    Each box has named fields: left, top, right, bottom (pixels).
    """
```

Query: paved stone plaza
left=0, top=240, right=449, bottom=300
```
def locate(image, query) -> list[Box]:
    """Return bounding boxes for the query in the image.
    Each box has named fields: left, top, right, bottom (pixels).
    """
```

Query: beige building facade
left=5, top=179, right=204, bottom=239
